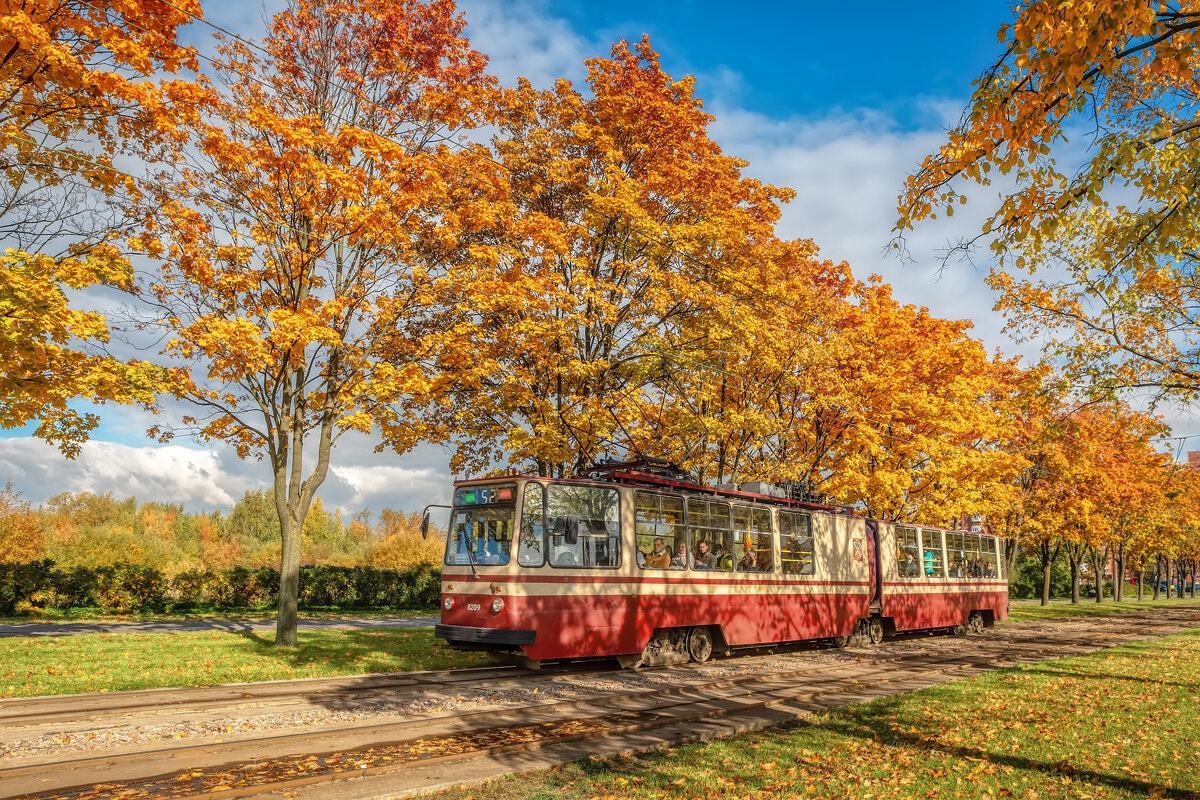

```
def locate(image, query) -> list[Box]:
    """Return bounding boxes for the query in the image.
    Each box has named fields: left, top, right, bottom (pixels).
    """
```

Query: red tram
left=433, top=462, right=1008, bottom=667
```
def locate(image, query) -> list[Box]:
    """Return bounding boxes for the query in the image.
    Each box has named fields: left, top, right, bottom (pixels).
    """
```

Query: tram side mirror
left=419, top=504, right=451, bottom=540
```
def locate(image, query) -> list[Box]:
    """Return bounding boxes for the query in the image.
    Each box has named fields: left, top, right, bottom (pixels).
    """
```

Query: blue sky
left=546, top=1, right=1013, bottom=125
left=4, top=0, right=1120, bottom=515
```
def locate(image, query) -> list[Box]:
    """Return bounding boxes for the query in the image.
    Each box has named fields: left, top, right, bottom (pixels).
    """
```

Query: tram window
left=517, top=483, right=545, bottom=567
left=778, top=511, right=814, bottom=575
left=964, top=534, right=983, bottom=577
left=687, top=498, right=732, bottom=571
left=920, top=529, right=946, bottom=578
left=895, top=527, right=921, bottom=577
left=734, top=505, right=773, bottom=573
left=446, top=511, right=514, bottom=566
left=981, top=537, right=1000, bottom=578
left=946, top=532, right=966, bottom=577
left=546, top=485, right=620, bottom=568
left=635, top=492, right=685, bottom=569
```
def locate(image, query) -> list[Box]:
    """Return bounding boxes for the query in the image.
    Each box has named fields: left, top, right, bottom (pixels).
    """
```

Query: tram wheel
left=686, top=626, right=714, bottom=663
left=867, top=616, right=885, bottom=644
left=831, top=634, right=851, bottom=648
left=967, top=611, right=985, bottom=635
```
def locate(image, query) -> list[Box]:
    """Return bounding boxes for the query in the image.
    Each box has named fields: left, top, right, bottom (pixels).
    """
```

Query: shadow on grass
left=1017, top=661, right=1200, bottom=690
left=819, top=708, right=1200, bottom=800
left=571, top=697, right=1200, bottom=799
left=234, top=627, right=468, bottom=669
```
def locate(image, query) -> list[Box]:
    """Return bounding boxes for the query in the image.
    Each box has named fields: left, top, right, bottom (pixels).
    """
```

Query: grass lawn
left=1008, top=595, right=1200, bottom=622
left=432, top=630, right=1200, bottom=800
left=0, top=628, right=477, bottom=698
left=0, top=606, right=436, bottom=625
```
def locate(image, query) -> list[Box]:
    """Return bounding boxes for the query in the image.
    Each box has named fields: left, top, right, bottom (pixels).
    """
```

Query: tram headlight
left=443, top=596, right=454, bottom=611
left=490, top=597, right=504, bottom=614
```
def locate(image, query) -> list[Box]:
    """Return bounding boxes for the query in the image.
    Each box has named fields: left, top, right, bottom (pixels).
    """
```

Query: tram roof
left=452, top=471, right=985, bottom=536
left=453, top=470, right=849, bottom=514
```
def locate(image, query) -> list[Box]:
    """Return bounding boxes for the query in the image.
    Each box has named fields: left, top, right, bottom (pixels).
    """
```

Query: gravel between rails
left=3, top=610, right=1197, bottom=766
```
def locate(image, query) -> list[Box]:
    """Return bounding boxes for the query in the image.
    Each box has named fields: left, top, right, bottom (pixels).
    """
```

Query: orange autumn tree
left=434, top=38, right=797, bottom=477
left=972, top=362, right=1052, bottom=580
left=1086, top=404, right=1171, bottom=601
left=148, top=0, right=494, bottom=646
left=781, top=280, right=1018, bottom=523
left=647, top=270, right=1020, bottom=526
left=897, top=1, right=1200, bottom=403
left=627, top=239, right=856, bottom=485
left=0, top=1, right=198, bottom=451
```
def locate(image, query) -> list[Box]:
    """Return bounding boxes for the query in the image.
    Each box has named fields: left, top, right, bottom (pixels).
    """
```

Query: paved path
left=0, top=617, right=439, bottom=637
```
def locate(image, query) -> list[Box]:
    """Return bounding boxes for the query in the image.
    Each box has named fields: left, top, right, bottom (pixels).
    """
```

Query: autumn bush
left=0, top=562, right=440, bottom=615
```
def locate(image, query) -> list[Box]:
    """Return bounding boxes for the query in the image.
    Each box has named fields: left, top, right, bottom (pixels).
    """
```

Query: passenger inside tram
left=672, top=541, right=692, bottom=569
left=694, top=539, right=715, bottom=569
left=645, top=537, right=671, bottom=568
left=738, top=546, right=759, bottom=572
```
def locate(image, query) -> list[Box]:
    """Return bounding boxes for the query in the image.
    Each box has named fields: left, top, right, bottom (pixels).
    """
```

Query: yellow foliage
left=0, top=1, right=200, bottom=453
left=365, top=509, right=445, bottom=569
left=0, top=484, right=43, bottom=563
left=899, top=1, right=1200, bottom=405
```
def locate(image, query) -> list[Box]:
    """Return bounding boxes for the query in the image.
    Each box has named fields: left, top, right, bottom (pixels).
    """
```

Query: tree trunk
left=1066, top=541, right=1083, bottom=604
left=276, top=514, right=301, bottom=646
left=1088, top=545, right=1108, bottom=603
left=1004, top=536, right=1019, bottom=587
left=269, top=364, right=336, bottom=648
left=1115, top=544, right=1124, bottom=602
left=1039, top=540, right=1057, bottom=606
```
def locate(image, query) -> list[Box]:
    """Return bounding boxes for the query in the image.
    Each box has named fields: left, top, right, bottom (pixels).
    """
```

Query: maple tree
left=145, top=0, right=494, bottom=645
left=805, top=283, right=1019, bottom=523
left=971, top=363, right=1057, bottom=582
left=897, top=1, right=1200, bottom=402
left=619, top=237, right=855, bottom=485
left=432, top=37, right=798, bottom=477
left=0, top=1, right=202, bottom=451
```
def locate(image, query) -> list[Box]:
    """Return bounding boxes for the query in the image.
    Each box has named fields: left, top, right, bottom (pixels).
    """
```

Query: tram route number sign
left=852, top=538, right=864, bottom=562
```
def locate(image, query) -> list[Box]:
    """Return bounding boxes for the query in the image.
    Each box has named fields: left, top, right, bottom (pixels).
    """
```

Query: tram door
left=865, top=520, right=882, bottom=606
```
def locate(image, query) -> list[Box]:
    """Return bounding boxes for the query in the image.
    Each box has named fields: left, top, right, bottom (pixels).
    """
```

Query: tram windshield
left=445, top=483, right=516, bottom=566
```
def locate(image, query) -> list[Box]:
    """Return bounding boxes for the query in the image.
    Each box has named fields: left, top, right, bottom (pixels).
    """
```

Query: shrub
left=0, top=560, right=56, bottom=614
left=0, top=562, right=441, bottom=615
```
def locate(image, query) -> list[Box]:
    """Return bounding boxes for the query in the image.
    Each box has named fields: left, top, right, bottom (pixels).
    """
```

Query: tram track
left=0, top=666, right=539, bottom=729
left=5, top=607, right=1191, bottom=733
left=4, top=608, right=1199, bottom=800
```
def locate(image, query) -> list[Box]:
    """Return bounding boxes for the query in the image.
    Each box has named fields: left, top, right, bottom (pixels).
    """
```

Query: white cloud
left=329, top=463, right=450, bottom=510
left=0, top=434, right=458, bottom=515
left=0, top=439, right=240, bottom=507
left=707, top=104, right=1016, bottom=349
left=459, top=0, right=594, bottom=89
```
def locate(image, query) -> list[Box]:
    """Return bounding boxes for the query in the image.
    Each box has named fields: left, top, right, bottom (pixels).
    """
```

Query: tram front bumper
left=435, top=624, right=536, bottom=649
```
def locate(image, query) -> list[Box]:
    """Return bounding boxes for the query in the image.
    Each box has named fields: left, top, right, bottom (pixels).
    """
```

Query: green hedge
left=0, top=561, right=441, bottom=614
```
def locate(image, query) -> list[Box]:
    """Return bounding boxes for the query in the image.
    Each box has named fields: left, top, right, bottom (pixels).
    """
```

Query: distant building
left=1189, top=451, right=1200, bottom=471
